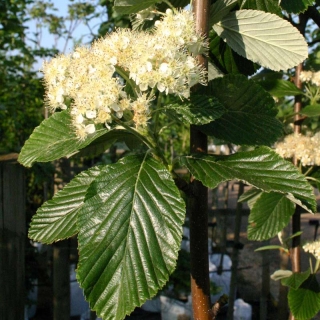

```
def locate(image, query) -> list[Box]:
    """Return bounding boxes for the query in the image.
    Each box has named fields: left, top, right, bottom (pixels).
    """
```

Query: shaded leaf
left=238, top=187, right=262, bottom=209
left=288, top=275, right=320, bottom=320
left=199, top=75, right=283, bottom=145
left=238, top=0, right=282, bottom=15
left=282, top=269, right=311, bottom=289
left=76, top=129, right=141, bottom=158
left=209, top=0, right=238, bottom=26
left=213, top=10, right=308, bottom=71
left=209, top=30, right=258, bottom=76
left=281, top=0, right=314, bottom=13
left=248, top=192, right=295, bottom=240
left=164, top=95, right=225, bottom=125
left=77, top=154, right=186, bottom=320
left=259, top=79, right=302, bottom=97
left=18, top=110, right=109, bottom=167
left=114, top=0, right=159, bottom=14
left=299, top=105, right=320, bottom=117
left=179, top=146, right=316, bottom=213
left=29, top=166, right=104, bottom=243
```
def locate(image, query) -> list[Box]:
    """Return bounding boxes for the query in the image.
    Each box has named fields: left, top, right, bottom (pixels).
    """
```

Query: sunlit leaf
left=213, top=10, right=308, bottom=71
left=179, top=146, right=316, bottom=213
left=29, top=166, right=104, bottom=243
left=77, top=154, right=185, bottom=320
left=18, top=110, right=109, bottom=167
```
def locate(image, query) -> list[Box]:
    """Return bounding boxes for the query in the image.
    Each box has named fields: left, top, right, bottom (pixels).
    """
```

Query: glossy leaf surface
left=199, top=75, right=283, bottom=145
left=179, top=146, right=316, bottom=213
left=248, top=192, right=295, bottom=240
left=18, top=110, right=109, bottom=167
left=29, top=166, right=104, bottom=243
left=77, top=154, right=186, bottom=320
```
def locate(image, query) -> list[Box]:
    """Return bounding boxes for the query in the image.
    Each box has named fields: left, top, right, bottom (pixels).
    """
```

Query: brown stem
left=189, top=1, right=212, bottom=319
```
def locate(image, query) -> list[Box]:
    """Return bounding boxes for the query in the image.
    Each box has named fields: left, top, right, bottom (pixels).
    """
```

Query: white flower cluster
left=303, top=240, right=320, bottom=260
left=275, top=132, right=320, bottom=166
left=300, top=70, right=320, bottom=87
left=42, top=9, right=207, bottom=139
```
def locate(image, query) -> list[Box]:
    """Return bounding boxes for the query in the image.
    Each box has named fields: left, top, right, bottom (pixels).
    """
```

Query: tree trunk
left=189, top=1, right=212, bottom=319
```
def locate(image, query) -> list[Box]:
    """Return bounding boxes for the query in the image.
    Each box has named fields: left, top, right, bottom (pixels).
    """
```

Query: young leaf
left=256, top=245, right=288, bottom=253
left=259, top=79, right=302, bottom=97
left=282, top=269, right=311, bottom=290
left=179, top=146, right=316, bottom=213
left=299, top=105, right=320, bottom=117
left=28, top=165, right=104, bottom=244
left=213, top=10, right=308, bottom=71
left=114, top=0, right=159, bottom=14
left=18, top=110, right=109, bottom=167
left=281, top=0, right=314, bottom=14
left=199, top=75, right=283, bottom=145
left=164, top=95, right=225, bottom=125
left=248, top=192, right=295, bottom=240
left=270, top=269, right=293, bottom=281
left=76, top=154, right=186, bottom=320
left=288, top=275, right=320, bottom=320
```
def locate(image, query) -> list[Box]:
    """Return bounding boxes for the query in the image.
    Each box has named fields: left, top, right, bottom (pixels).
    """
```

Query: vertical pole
left=0, top=156, right=26, bottom=320
left=190, top=1, right=212, bottom=319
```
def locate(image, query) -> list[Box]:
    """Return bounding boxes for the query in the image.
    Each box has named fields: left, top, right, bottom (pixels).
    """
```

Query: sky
left=25, top=0, right=106, bottom=55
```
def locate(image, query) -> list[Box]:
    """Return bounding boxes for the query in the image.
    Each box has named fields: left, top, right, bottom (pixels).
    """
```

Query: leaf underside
left=213, top=10, right=308, bottom=71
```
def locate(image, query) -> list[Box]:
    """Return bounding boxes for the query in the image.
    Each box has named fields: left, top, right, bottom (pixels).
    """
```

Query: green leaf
left=28, top=165, right=104, bottom=244
left=299, top=105, right=320, bottom=117
left=209, top=0, right=238, bottom=26
left=208, top=61, right=224, bottom=80
left=281, top=0, right=314, bottom=13
left=238, top=0, right=282, bottom=15
left=209, top=30, right=258, bottom=76
left=248, top=192, right=295, bottom=240
left=114, top=0, right=159, bottom=14
left=179, top=146, right=316, bottom=213
left=238, top=187, right=262, bottom=209
left=76, top=129, right=141, bottom=158
left=259, top=79, right=302, bottom=97
left=165, top=95, right=225, bottom=125
left=76, top=154, right=186, bottom=320
left=18, top=110, right=109, bottom=167
left=288, top=275, right=320, bottom=320
left=256, top=245, right=288, bottom=252
left=270, top=269, right=293, bottom=280
left=282, top=269, right=311, bottom=290
left=199, top=75, right=283, bottom=145
left=213, top=10, right=308, bottom=71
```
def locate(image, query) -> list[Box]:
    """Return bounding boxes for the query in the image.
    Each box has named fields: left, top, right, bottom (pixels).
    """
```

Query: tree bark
left=189, top=1, right=212, bottom=319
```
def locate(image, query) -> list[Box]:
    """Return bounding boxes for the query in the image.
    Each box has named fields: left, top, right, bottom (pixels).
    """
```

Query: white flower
left=85, top=124, right=96, bottom=134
